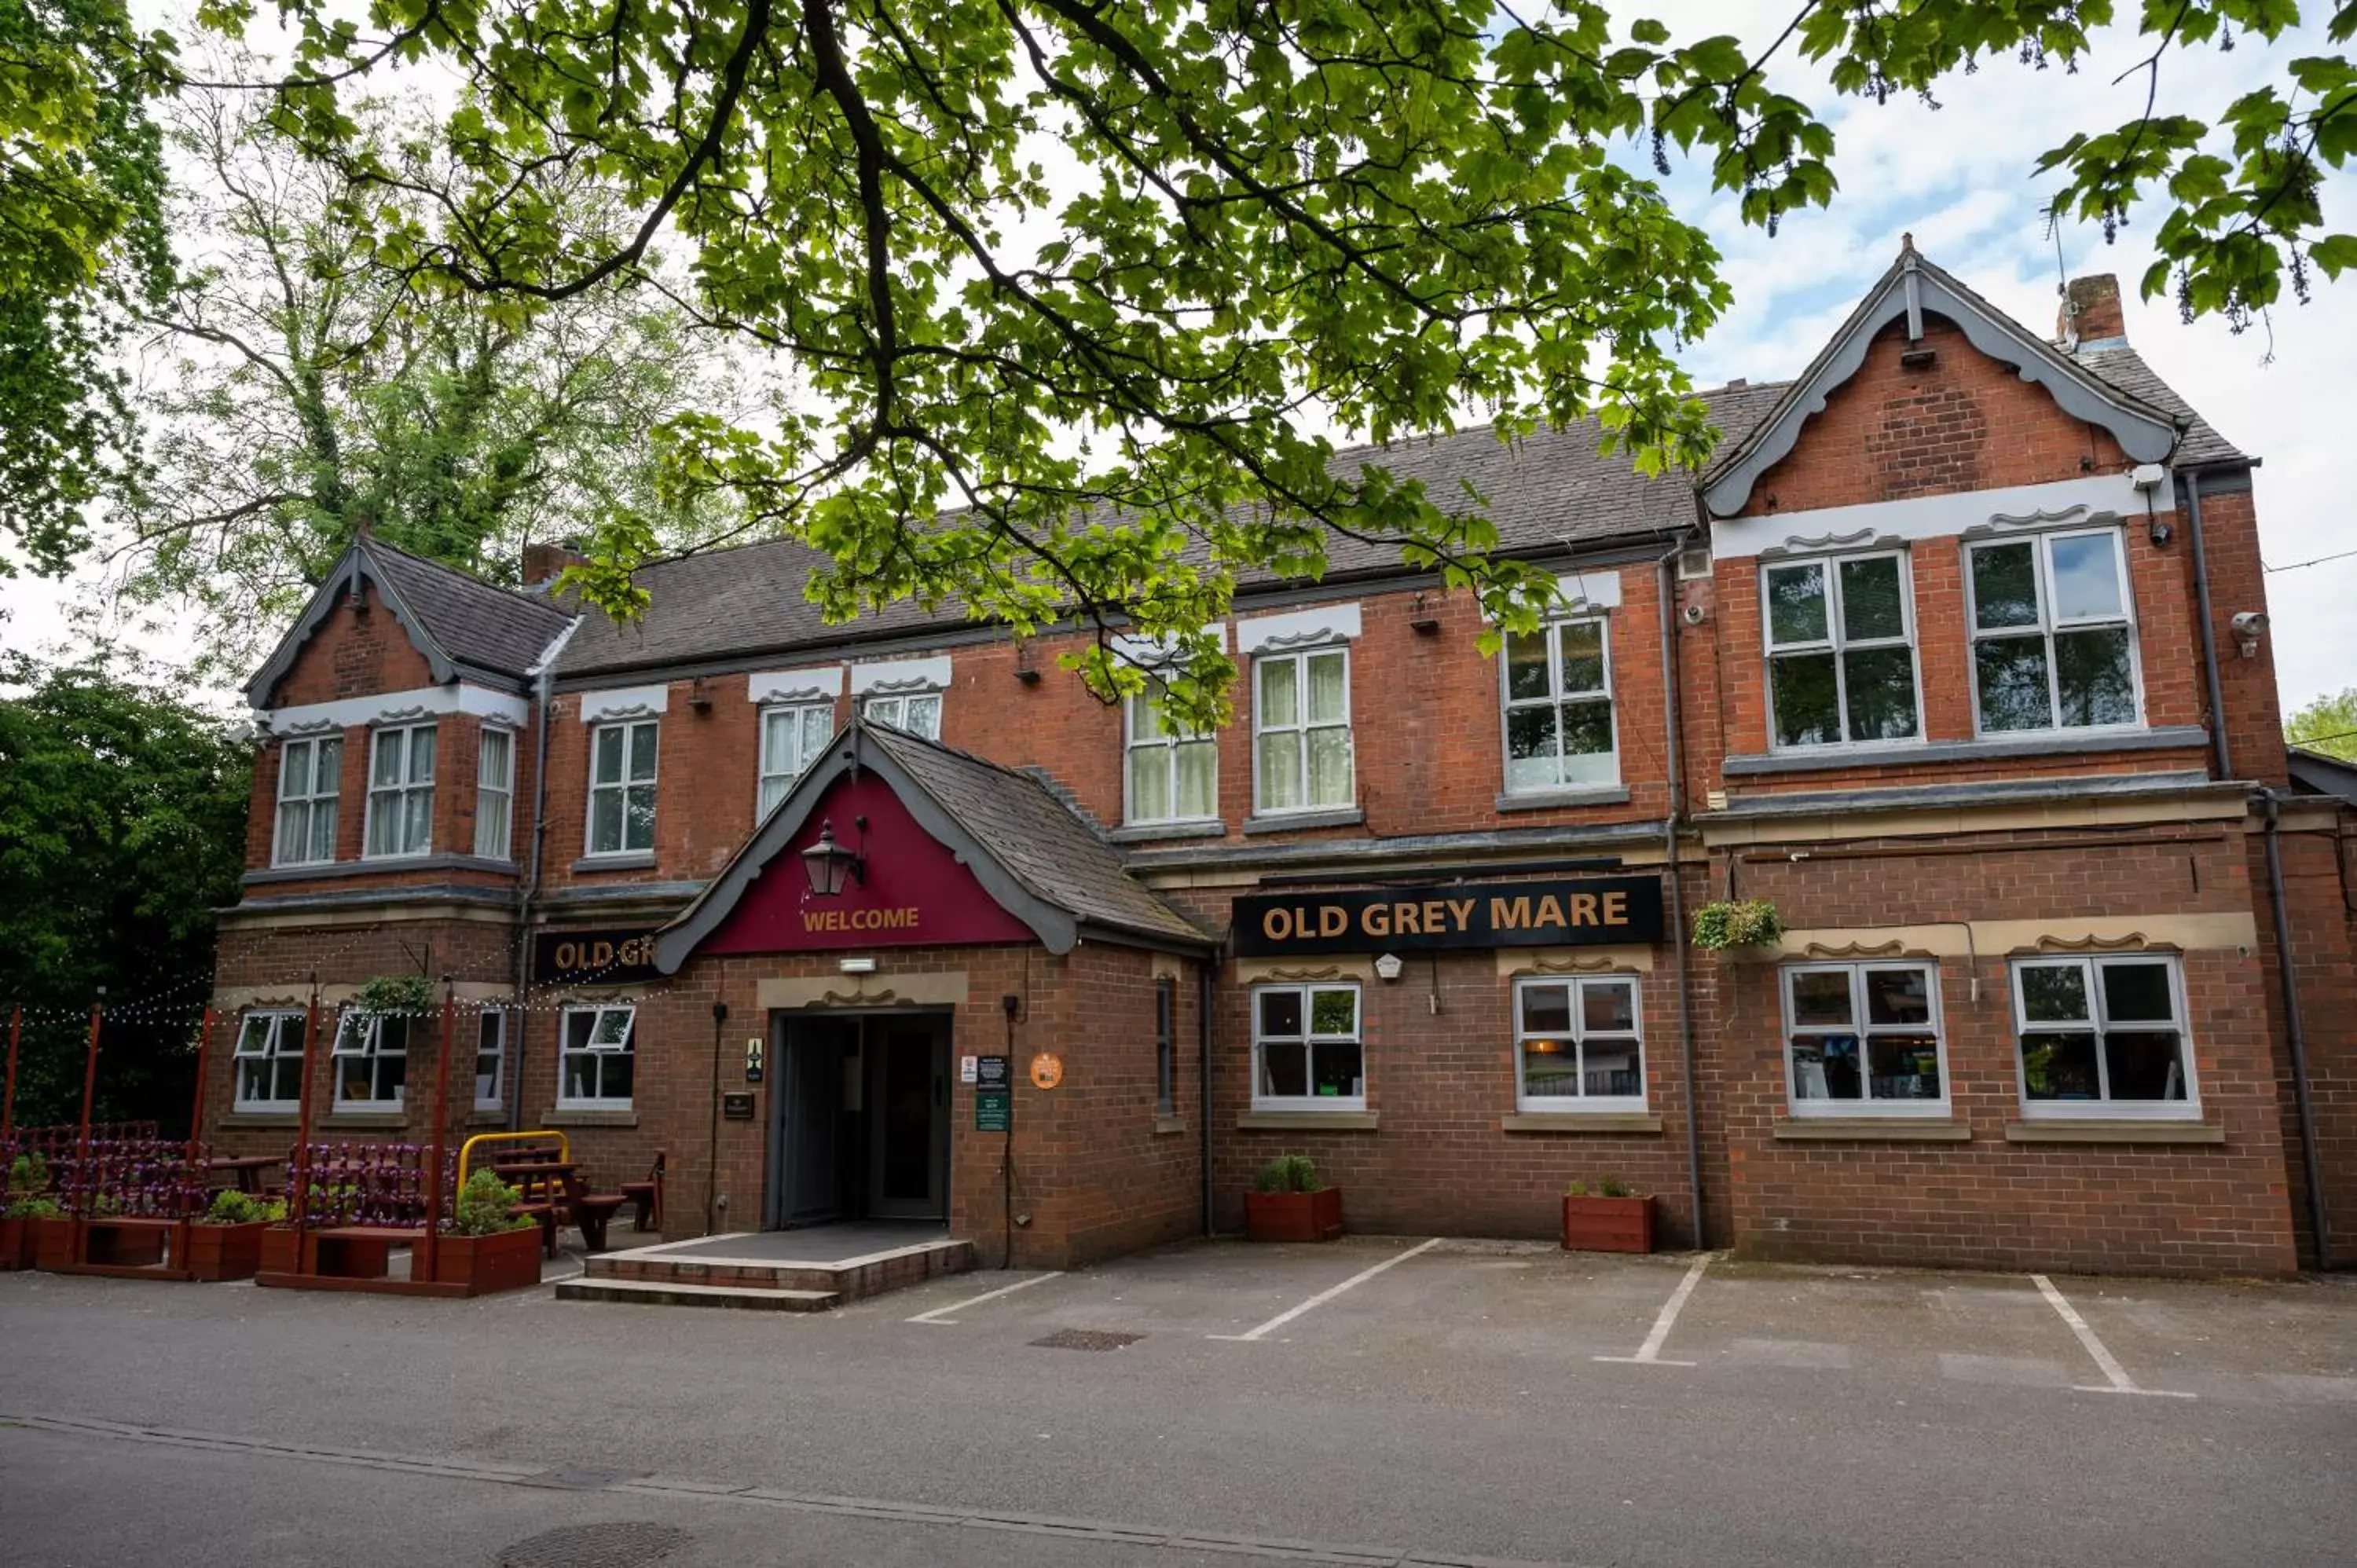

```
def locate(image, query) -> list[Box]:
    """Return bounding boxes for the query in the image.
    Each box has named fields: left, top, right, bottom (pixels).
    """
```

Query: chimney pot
left=2060, top=273, right=2126, bottom=347
left=522, top=540, right=588, bottom=587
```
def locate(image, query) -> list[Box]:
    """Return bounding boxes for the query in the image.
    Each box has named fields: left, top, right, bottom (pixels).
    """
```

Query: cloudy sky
left=5, top=2, right=2351, bottom=712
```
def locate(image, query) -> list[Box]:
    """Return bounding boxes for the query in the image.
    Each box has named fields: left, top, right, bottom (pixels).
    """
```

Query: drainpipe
left=2182, top=472, right=2233, bottom=781
left=510, top=617, right=579, bottom=1131
left=1199, top=953, right=1216, bottom=1238
left=2263, top=792, right=2333, bottom=1268
left=705, top=999, right=729, bottom=1235
left=1659, top=544, right=1705, bottom=1250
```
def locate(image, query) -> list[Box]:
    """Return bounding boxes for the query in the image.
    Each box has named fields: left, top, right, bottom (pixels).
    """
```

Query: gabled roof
left=1702, top=244, right=2187, bottom=517
left=2288, top=746, right=2357, bottom=805
left=245, top=538, right=578, bottom=706
left=555, top=382, right=1791, bottom=681
left=652, top=718, right=1214, bottom=969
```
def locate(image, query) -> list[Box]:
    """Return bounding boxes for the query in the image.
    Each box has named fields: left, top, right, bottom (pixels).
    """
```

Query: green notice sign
left=974, top=1088, right=1010, bottom=1132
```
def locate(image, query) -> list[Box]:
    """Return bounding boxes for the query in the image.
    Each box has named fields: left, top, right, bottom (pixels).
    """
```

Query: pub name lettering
left=1259, top=891, right=1633, bottom=944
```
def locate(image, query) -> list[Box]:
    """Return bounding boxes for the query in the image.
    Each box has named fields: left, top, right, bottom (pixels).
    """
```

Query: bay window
left=273, top=735, right=342, bottom=866
left=363, top=724, right=436, bottom=858
left=475, top=727, right=515, bottom=860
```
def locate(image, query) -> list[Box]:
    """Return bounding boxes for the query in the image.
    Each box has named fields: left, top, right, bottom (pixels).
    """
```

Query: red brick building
left=200, top=246, right=2357, bottom=1277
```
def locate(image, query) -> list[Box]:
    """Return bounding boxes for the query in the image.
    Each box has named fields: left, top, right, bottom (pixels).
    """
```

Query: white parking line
left=1208, top=1238, right=1442, bottom=1342
left=1594, top=1253, right=1714, bottom=1367
left=904, top=1271, right=1064, bottom=1324
left=2030, top=1274, right=2196, bottom=1399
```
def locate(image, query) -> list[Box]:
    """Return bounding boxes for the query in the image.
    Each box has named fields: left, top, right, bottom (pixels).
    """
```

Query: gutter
left=511, top=616, right=581, bottom=1131
left=1659, top=542, right=1706, bottom=1251
left=2262, top=791, right=2333, bottom=1268
left=2180, top=471, right=2233, bottom=781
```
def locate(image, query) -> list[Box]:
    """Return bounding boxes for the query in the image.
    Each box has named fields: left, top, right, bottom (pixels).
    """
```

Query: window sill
left=471, top=1108, right=508, bottom=1126
left=571, top=852, right=657, bottom=874
left=1502, top=1112, right=1662, bottom=1134
left=1106, top=820, right=1227, bottom=844
left=1241, top=807, right=1364, bottom=835
left=1721, top=725, right=2209, bottom=777
left=1153, top=1115, right=1188, bottom=1136
left=1774, top=1116, right=1970, bottom=1141
left=219, top=1111, right=299, bottom=1128
left=1235, top=1110, right=1378, bottom=1132
left=2005, top=1118, right=2222, bottom=1145
left=546, top=1108, right=639, bottom=1128
left=245, top=854, right=515, bottom=886
left=1494, top=786, right=1631, bottom=814
left=323, top=1110, right=409, bottom=1129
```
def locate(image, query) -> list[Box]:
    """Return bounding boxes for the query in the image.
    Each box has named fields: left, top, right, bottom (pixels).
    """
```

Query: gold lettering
left=554, top=942, right=579, bottom=970
left=1264, top=908, right=1292, bottom=942
left=1570, top=893, right=1599, bottom=926
left=1394, top=902, right=1421, bottom=935
left=1362, top=903, right=1390, bottom=938
left=1490, top=896, right=1532, bottom=930
left=1319, top=905, right=1348, bottom=939
left=1602, top=891, right=1628, bottom=925
left=1447, top=899, right=1475, bottom=931
left=1422, top=900, right=1446, bottom=935
left=1534, top=896, right=1566, bottom=929
left=589, top=941, right=614, bottom=968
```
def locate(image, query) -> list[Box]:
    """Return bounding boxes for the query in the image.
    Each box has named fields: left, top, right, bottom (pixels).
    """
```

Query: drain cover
left=1030, top=1328, right=1145, bottom=1351
left=496, top=1522, right=689, bottom=1568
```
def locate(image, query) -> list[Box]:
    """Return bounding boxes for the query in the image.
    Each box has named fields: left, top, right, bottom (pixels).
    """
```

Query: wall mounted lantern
left=801, top=815, right=867, bottom=897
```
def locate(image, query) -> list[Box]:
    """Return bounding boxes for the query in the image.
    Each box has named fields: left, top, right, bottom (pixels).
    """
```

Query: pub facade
left=199, top=247, right=2357, bottom=1277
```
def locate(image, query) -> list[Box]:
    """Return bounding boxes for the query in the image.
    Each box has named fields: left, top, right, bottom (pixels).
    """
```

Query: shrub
left=7, top=1152, right=50, bottom=1200
left=5, top=1195, right=64, bottom=1219
left=1253, top=1153, right=1322, bottom=1194
left=1691, top=899, right=1783, bottom=951
left=449, top=1169, right=534, bottom=1236
left=200, top=1189, right=285, bottom=1225
left=1564, top=1179, right=1589, bottom=1197
left=353, top=973, right=435, bottom=1016
left=1598, top=1176, right=1632, bottom=1199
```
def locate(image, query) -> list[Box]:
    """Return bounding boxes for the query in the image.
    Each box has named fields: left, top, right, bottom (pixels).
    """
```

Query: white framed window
left=233, top=1009, right=306, bottom=1110
left=559, top=1004, right=636, bottom=1108
left=475, top=1009, right=508, bottom=1110
left=1513, top=976, right=1645, bottom=1110
left=1155, top=976, right=1178, bottom=1118
left=1763, top=552, right=1920, bottom=748
left=1252, top=647, right=1352, bottom=813
left=862, top=690, right=941, bottom=738
left=1967, top=527, right=2142, bottom=734
left=475, top=727, right=515, bottom=860
left=362, top=724, right=436, bottom=859
left=331, top=1010, right=409, bottom=1107
left=1252, top=983, right=1362, bottom=1110
left=1126, top=683, right=1218, bottom=826
left=759, top=702, right=834, bottom=819
left=586, top=720, right=658, bottom=855
left=1781, top=962, right=1948, bottom=1116
left=1501, top=618, right=1617, bottom=793
left=2011, top=954, right=2197, bottom=1118
left=273, top=736, right=342, bottom=866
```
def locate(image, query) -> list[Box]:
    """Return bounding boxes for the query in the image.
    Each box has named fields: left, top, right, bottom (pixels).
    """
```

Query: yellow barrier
left=456, top=1129, right=572, bottom=1192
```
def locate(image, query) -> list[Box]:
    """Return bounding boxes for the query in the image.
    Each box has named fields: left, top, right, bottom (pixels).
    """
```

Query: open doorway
left=768, top=1012, right=950, bottom=1229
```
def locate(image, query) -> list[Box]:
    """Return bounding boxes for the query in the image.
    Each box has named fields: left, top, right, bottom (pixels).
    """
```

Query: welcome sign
left=1233, top=876, right=1663, bottom=957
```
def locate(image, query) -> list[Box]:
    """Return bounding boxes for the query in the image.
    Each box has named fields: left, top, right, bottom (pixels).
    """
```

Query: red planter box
left=29, top=1217, right=77, bottom=1271
left=83, top=1219, right=171, bottom=1268
left=1244, top=1188, right=1344, bottom=1243
left=185, top=1221, right=271, bottom=1283
left=426, top=1228, right=543, bottom=1295
left=258, top=1225, right=302, bottom=1277
left=0, top=1216, right=31, bottom=1270
left=1562, top=1194, right=1655, bottom=1254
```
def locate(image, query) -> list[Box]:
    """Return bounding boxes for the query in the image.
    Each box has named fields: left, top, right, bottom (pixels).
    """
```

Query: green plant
left=1691, top=899, right=1784, bottom=952
left=200, top=1189, right=284, bottom=1225
left=449, top=1169, right=534, bottom=1236
left=353, top=973, right=436, bottom=1016
left=7, top=1153, right=50, bottom=1200
left=1598, top=1177, right=1632, bottom=1199
left=1564, top=1180, right=1589, bottom=1198
left=1253, top=1154, right=1323, bottom=1195
left=5, top=1195, right=64, bottom=1219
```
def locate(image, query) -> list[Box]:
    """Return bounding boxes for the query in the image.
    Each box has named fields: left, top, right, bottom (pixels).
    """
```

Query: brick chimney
left=521, top=540, right=586, bottom=587
left=2059, top=273, right=2127, bottom=347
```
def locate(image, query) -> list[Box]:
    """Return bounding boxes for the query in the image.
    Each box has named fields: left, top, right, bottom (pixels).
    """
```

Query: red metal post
left=73, top=991, right=103, bottom=1248
left=185, top=1006, right=215, bottom=1164
left=290, top=984, right=321, bottom=1242
left=3, top=1003, right=20, bottom=1138
left=420, top=982, right=456, bottom=1284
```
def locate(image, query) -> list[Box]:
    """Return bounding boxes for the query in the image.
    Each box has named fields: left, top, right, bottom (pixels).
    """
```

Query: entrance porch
left=558, top=1221, right=973, bottom=1311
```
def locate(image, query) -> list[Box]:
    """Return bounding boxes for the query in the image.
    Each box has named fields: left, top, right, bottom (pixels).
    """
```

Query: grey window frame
left=1761, top=550, right=1923, bottom=750
left=1964, top=526, right=2145, bottom=736
left=2010, top=954, right=2198, bottom=1119
left=362, top=723, right=437, bottom=859
left=1124, top=683, right=1219, bottom=826
left=272, top=735, right=343, bottom=867
left=559, top=1003, right=636, bottom=1109
left=1498, top=616, right=1619, bottom=794
left=1249, top=982, right=1364, bottom=1112
left=474, top=726, right=515, bottom=861
left=233, top=1009, right=306, bottom=1110
left=585, top=719, right=660, bottom=856
left=758, top=701, right=835, bottom=819
left=1511, top=974, right=1646, bottom=1111
left=1780, top=961, right=1950, bottom=1117
left=1251, top=646, right=1354, bottom=815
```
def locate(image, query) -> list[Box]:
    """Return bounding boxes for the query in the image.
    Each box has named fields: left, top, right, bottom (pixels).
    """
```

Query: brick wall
left=266, top=583, right=436, bottom=706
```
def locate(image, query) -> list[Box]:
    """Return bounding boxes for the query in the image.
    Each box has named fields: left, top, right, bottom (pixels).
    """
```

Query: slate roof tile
left=367, top=541, right=577, bottom=679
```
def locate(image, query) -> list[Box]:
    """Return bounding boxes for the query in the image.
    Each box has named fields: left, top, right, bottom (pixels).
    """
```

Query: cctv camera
left=1681, top=603, right=1708, bottom=627
left=2231, top=611, right=2269, bottom=636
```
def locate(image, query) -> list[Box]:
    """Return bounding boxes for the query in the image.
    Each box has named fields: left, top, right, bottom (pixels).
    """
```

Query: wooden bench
left=511, top=1202, right=560, bottom=1259
left=620, top=1152, right=665, bottom=1233
left=311, top=1225, right=425, bottom=1280
left=82, top=1216, right=178, bottom=1269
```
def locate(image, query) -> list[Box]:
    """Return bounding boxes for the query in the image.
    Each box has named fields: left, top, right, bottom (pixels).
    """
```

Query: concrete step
left=584, top=1236, right=977, bottom=1305
left=555, top=1277, right=841, bottom=1312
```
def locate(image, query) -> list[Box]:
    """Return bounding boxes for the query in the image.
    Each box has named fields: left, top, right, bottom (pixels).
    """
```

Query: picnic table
left=491, top=1158, right=629, bottom=1255
left=208, top=1153, right=282, bottom=1194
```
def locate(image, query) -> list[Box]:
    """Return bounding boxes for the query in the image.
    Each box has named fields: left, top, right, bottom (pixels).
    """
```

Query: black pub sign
left=1233, top=876, right=1663, bottom=957
left=530, top=928, right=662, bottom=986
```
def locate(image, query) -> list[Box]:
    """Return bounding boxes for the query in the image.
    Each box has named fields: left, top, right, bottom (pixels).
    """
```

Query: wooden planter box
left=1244, top=1187, right=1343, bottom=1243
left=29, top=1216, right=77, bottom=1271
left=0, top=1216, right=31, bottom=1270
left=1562, top=1193, right=1655, bottom=1254
left=258, top=1225, right=303, bottom=1277
left=83, top=1218, right=170, bottom=1268
left=185, top=1221, right=272, bottom=1283
left=425, top=1228, right=543, bottom=1295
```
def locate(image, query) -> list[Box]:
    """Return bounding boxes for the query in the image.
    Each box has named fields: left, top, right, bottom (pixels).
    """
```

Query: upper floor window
left=1502, top=618, right=1616, bottom=792
left=1127, top=684, right=1217, bottom=825
left=560, top=1003, right=636, bottom=1108
left=1968, top=529, right=2139, bottom=734
left=1781, top=962, right=1947, bottom=1115
left=1252, top=983, right=1362, bottom=1110
left=363, top=724, right=436, bottom=859
left=759, top=702, right=834, bottom=819
left=233, top=1009, right=305, bottom=1111
left=1253, top=647, right=1352, bottom=814
left=331, top=1009, right=409, bottom=1107
left=474, top=727, right=515, bottom=860
left=863, top=691, right=941, bottom=738
left=1764, top=553, right=1919, bottom=748
left=587, top=720, right=658, bottom=855
left=273, top=735, right=342, bottom=866
left=2012, top=954, right=2195, bottom=1117
left=1514, top=976, right=1644, bottom=1110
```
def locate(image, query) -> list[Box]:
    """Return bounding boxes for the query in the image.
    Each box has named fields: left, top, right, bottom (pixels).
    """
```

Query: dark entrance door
left=771, top=1016, right=853, bottom=1228
left=867, top=1016, right=949, bottom=1220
